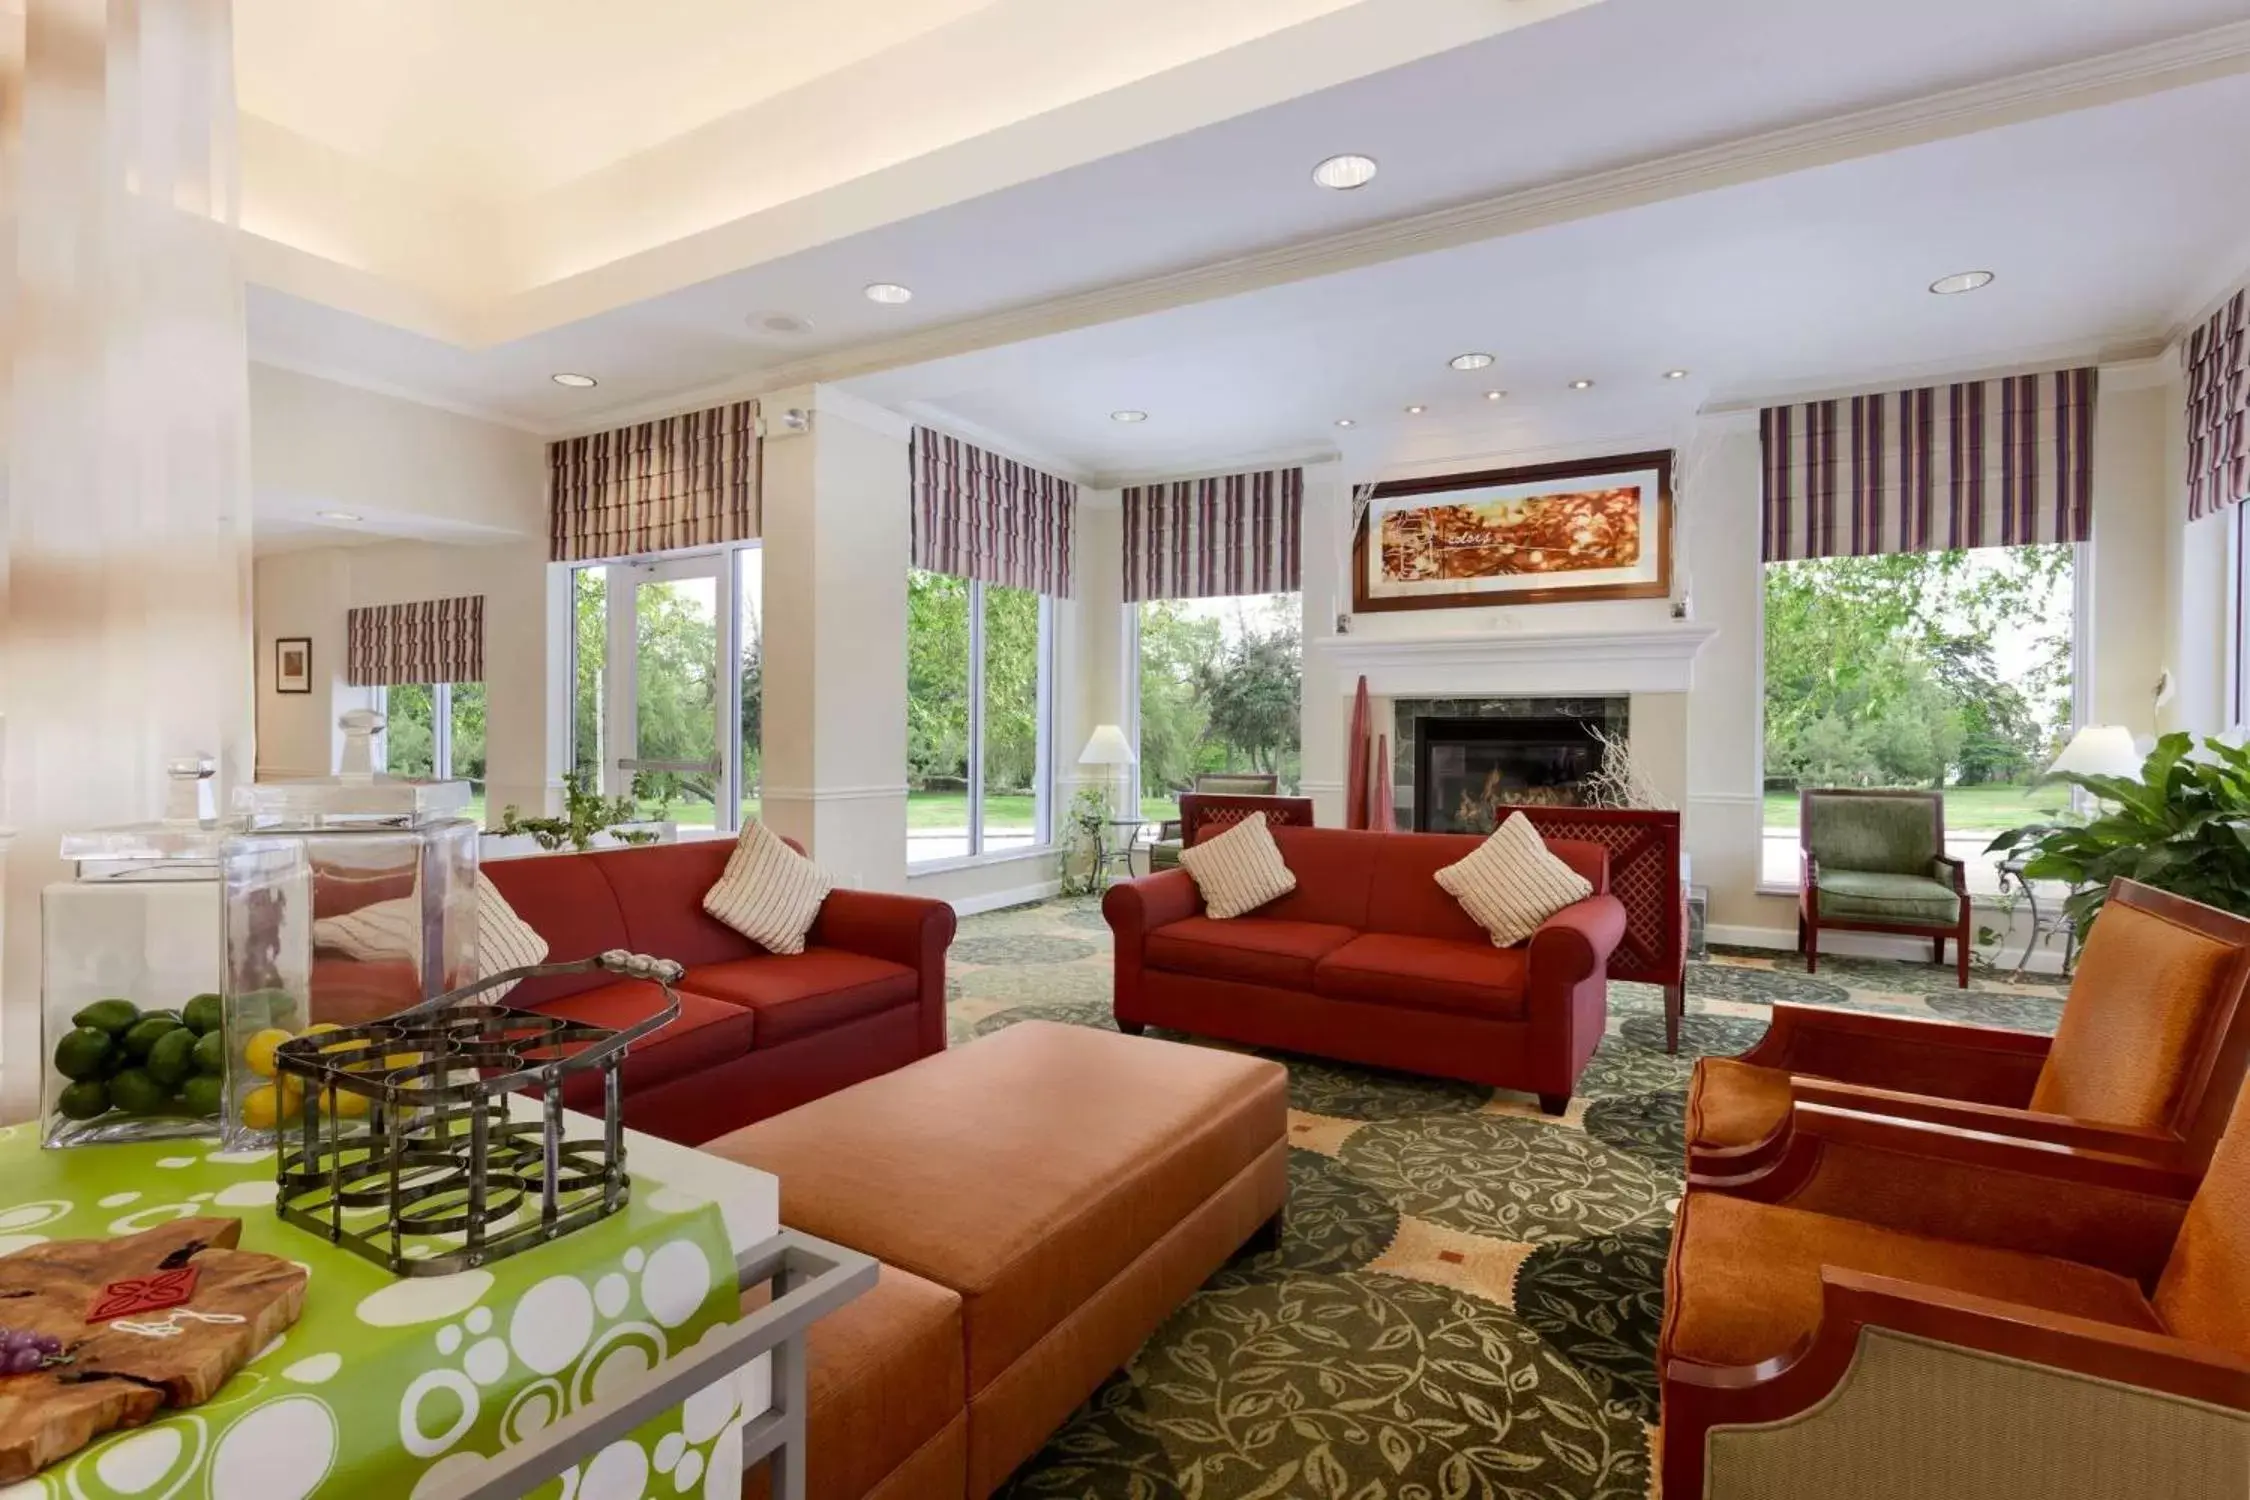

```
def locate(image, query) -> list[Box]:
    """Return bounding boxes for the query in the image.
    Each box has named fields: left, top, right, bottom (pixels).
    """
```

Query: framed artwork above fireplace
left=1352, top=450, right=1673, bottom=612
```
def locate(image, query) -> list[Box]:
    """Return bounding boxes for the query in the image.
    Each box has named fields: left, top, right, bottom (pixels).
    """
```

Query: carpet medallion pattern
left=947, top=896, right=2067, bottom=1499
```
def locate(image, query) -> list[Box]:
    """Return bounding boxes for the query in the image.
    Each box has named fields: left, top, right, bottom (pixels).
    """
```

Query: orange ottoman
left=710, top=1020, right=1289, bottom=1498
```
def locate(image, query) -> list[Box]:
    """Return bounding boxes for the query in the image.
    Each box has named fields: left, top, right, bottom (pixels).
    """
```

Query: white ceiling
left=845, top=71, right=2250, bottom=478
left=243, top=0, right=2250, bottom=442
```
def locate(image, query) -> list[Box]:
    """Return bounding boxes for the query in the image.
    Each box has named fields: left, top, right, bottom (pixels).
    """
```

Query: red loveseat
left=483, top=840, right=954, bottom=1144
left=1104, top=825, right=1627, bottom=1111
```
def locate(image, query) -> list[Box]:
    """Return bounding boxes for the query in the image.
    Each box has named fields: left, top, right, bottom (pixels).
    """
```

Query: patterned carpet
left=951, top=896, right=2070, bottom=1500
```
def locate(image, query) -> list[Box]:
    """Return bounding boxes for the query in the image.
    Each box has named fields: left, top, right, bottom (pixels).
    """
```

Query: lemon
left=243, top=1027, right=293, bottom=1079
left=321, top=1086, right=371, bottom=1119
left=239, top=1083, right=281, bottom=1130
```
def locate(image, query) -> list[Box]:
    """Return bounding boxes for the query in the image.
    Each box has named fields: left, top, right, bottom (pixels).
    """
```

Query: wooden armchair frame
left=1798, top=787, right=1971, bottom=987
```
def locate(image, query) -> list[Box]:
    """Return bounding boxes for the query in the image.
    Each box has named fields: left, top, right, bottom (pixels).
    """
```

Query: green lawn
left=1762, top=783, right=2070, bottom=834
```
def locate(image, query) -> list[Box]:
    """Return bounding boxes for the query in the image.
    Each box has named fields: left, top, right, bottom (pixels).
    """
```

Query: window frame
left=907, top=573, right=1057, bottom=868
left=377, top=680, right=455, bottom=778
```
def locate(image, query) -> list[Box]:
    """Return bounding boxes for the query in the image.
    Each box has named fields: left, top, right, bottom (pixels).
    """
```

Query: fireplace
left=1412, top=712, right=1607, bottom=832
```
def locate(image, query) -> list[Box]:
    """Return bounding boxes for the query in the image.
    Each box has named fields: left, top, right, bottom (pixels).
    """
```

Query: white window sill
left=907, top=844, right=1061, bottom=878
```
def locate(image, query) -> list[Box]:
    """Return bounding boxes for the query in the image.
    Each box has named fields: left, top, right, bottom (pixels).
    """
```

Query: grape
left=33, top=1336, right=58, bottom=1356
left=0, top=1331, right=30, bottom=1354
left=4, top=1347, right=40, bottom=1375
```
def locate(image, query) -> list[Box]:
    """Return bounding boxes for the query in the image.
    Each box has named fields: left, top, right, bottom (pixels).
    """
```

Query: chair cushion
left=1148, top=840, right=1183, bottom=870
left=529, top=981, right=756, bottom=1098
left=1686, top=1057, right=1795, bottom=1151
left=1804, top=793, right=1942, bottom=876
left=708, top=1020, right=1287, bottom=1395
left=703, top=821, right=837, bottom=956
left=1177, top=812, right=1297, bottom=919
left=2033, top=900, right=2241, bottom=1129
left=1145, top=916, right=1359, bottom=989
left=2156, top=1073, right=2250, bottom=1359
left=1313, top=933, right=1528, bottom=1020
left=1814, top=870, right=1961, bottom=924
left=1435, top=812, right=1596, bottom=947
left=1663, top=1191, right=2162, bottom=1370
left=685, top=948, right=918, bottom=1046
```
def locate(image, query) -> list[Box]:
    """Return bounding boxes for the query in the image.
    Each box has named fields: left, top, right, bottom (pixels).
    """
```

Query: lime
left=182, top=993, right=224, bottom=1036
left=191, top=1030, right=226, bottom=1077
left=108, top=1068, right=170, bottom=1115
left=146, top=1027, right=198, bottom=1087
left=70, top=998, right=140, bottom=1036
left=122, top=1015, right=184, bottom=1060
left=55, top=1080, right=110, bottom=1121
left=52, top=1026, right=114, bottom=1082
left=180, top=1075, right=223, bottom=1119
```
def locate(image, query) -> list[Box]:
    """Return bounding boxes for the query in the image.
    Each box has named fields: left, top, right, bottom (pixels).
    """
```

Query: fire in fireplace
left=1413, top=714, right=1606, bottom=832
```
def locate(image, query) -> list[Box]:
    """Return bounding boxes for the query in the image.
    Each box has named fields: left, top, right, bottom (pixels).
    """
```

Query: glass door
left=603, top=553, right=735, bottom=833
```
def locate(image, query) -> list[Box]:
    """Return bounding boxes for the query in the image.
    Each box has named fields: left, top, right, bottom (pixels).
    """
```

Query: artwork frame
left=274, top=637, right=312, bottom=694
left=1352, top=450, right=1674, bottom=612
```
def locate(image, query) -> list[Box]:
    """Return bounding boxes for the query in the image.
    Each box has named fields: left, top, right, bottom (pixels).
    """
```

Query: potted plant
left=1988, top=731, right=2250, bottom=938
left=482, top=766, right=678, bottom=858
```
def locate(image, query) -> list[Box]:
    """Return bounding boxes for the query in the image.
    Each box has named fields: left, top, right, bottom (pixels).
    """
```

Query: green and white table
left=0, top=1112, right=871, bottom=1500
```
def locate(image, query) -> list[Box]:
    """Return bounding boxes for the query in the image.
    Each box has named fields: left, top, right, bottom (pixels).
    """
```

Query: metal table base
left=440, top=1227, right=877, bottom=1500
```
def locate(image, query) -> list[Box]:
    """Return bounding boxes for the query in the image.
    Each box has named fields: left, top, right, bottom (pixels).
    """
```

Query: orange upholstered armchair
left=1659, top=1083, right=2250, bottom=1499
left=1688, top=880, right=2250, bottom=1179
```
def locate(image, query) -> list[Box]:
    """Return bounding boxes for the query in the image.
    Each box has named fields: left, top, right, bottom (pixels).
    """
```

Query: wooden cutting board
left=0, top=1216, right=307, bottom=1483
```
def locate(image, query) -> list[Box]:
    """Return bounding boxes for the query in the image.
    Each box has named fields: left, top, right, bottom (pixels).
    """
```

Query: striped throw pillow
left=1435, top=813, right=1594, bottom=948
left=1177, top=811, right=1296, bottom=919
left=703, top=820, right=836, bottom=955
left=476, top=876, right=550, bottom=1000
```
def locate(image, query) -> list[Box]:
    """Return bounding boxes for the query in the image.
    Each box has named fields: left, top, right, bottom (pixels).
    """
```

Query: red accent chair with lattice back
left=1495, top=806, right=1688, bottom=1051
left=1149, top=791, right=1314, bottom=871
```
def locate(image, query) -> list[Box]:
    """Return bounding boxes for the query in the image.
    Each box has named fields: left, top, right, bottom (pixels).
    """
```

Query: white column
left=2, top=0, right=254, bottom=1118
left=1298, top=460, right=1350, bottom=826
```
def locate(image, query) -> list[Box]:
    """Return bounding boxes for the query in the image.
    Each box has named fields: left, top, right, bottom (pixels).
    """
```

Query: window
left=1133, top=592, right=1302, bottom=829
left=906, top=569, right=1053, bottom=864
left=1760, top=546, right=2080, bottom=895
left=569, top=544, right=763, bottom=834
left=379, top=680, right=487, bottom=822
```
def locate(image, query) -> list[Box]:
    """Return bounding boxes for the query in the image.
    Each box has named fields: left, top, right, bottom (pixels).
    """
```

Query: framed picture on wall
left=1352, top=450, right=1673, bottom=611
left=275, top=637, right=312, bottom=694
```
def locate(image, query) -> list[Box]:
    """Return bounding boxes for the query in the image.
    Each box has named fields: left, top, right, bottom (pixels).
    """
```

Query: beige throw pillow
left=1177, top=812, right=1297, bottom=919
left=703, top=820, right=836, bottom=955
left=1436, top=812, right=1594, bottom=947
left=311, top=875, right=551, bottom=1000
left=475, top=876, right=551, bottom=999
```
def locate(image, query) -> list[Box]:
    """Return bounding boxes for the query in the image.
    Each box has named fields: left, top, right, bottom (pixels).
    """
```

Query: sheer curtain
left=0, top=0, right=252, bottom=1116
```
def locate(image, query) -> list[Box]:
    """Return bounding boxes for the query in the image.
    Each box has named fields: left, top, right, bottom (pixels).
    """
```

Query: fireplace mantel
left=1312, top=624, right=1718, bottom=697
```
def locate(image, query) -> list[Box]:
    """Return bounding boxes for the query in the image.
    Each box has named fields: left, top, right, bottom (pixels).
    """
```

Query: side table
left=1095, top=818, right=1147, bottom=885
left=1996, top=856, right=2082, bottom=981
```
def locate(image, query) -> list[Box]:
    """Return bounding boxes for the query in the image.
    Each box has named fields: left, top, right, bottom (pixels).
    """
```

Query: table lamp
left=2045, top=724, right=2144, bottom=782
left=1078, top=724, right=1138, bottom=819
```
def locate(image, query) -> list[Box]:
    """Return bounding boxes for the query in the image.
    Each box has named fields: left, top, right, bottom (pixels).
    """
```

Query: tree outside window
left=1137, top=593, right=1302, bottom=826
left=906, top=569, right=1052, bottom=863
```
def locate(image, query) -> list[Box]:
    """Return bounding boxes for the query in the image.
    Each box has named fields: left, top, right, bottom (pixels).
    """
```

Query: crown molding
left=1088, top=444, right=1344, bottom=491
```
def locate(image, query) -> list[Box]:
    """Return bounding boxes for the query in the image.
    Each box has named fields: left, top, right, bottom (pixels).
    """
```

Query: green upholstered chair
left=1798, top=788, right=1971, bottom=987
left=1148, top=774, right=1281, bottom=870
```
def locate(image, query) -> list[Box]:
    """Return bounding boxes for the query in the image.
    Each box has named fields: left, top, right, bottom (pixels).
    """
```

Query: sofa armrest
left=809, top=889, right=957, bottom=1056
left=1102, top=868, right=1203, bottom=940
left=1738, top=1003, right=2049, bottom=1108
left=1528, top=893, right=1628, bottom=984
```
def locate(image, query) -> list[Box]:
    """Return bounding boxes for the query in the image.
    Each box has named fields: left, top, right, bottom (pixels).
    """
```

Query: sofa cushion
left=530, top=981, right=757, bottom=1099
left=739, top=1262, right=966, bottom=1500
left=1177, top=812, right=1297, bottom=919
left=586, top=840, right=755, bottom=968
left=1436, top=813, right=1597, bottom=948
left=1663, top=1191, right=2162, bottom=1370
left=1313, top=933, right=1528, bottom=1020
left=1813, top=870, right=1960, bottom=924
left=482, top=853, right=633, bottom=1005
left=1685, top=1057, right=1795, bottom=1151
left=706, top=1020, right=1288, bottom=1395
left=1145, top=915, right=1359, bottom=990
left=686, top=948, right=918, bottom=1046
left=1256, top=827, right=1381, bottom=928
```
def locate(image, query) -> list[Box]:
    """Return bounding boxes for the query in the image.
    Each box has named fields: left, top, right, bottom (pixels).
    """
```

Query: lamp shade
left=1077, top=724, right=1138, bottom=766
left=2047, top=724, right=2144, bottom=781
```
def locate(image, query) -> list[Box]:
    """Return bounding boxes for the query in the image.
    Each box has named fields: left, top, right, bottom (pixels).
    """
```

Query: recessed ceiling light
left=1311, top=154, right=1378, bottom=190
left=316, top=510, right=361, bottom=523
left=1449, top=352, right=1495, bottom=372
left=749, top=312, right=814, bottom=335
left=863, top=282, right=913, bottom=304
left=1335, top=418, right=1356, bottom=428
left=551, top=372, right=598, bottom=388
left=1569, top=378, right=1596, bottom=390
left=1928, top=270, right=1995, bottom=295
left=1663, top=369, right=1690, bottom=380
left=1110, top=410, right=1148, bottom=423
left=1484, top=390, right=1507, bottom=402
left=1405, top=404, right=1426, bottom=415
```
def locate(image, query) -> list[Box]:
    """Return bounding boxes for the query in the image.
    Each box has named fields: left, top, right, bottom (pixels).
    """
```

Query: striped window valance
left=346, top=596, right=484, bottom=686
left=909, top=428, right=1076, bottom=597
left=2188, top=289, right=2248, bottom=521
left=1121, top=467, right=1303, bottom=602
left=548, top=400, right=759, bottom=562
left=1760, top=367, right=2096, bottom=561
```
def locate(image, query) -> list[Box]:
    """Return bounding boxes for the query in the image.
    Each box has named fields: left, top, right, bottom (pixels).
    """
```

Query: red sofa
left=1104, top=825, right=1627, bottom=1111
left=482, top=840, right=954, bottom=1144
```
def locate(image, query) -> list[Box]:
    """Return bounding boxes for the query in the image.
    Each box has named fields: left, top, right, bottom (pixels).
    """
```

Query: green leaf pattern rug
left=952, top=899, right=2067, bottom=1500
